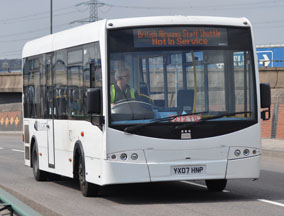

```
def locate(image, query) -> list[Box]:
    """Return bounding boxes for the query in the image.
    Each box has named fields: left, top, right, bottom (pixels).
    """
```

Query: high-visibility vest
left=111, top=84, right=135, bottom=104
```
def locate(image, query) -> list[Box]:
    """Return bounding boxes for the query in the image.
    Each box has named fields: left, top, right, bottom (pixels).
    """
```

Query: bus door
left=46, top=53, right=55, bottom=168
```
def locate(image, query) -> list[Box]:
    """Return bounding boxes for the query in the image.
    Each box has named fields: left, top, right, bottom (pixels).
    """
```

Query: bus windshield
left=108, top=26, right=257, bottom=139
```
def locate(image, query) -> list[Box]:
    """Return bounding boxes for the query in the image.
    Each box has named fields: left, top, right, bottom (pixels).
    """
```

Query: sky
left=0, top=0, right=284, bottom=59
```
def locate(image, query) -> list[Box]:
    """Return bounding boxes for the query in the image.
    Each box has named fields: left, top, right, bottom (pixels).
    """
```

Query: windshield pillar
left=163, top=56, right=169, bottom=108
left=204, top=62, right=209, bottom=112
left=182, top=53, right=187, bottom=89
left=224, top=51, right=236, bottom=113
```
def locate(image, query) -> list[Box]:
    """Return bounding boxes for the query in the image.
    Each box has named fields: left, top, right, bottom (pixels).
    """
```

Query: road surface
left=0, top=134, right=284, bottom=216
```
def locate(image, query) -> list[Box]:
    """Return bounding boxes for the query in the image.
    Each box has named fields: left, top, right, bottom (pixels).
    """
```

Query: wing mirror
left=87, top=88, right=104, bottom=128
left=260, top=83, right=271, bottom=121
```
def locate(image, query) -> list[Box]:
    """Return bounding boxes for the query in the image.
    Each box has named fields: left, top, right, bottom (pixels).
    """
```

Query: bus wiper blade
left=175, top=111, right=252, bottom=130
left=124, top=111, right=207, bottom=134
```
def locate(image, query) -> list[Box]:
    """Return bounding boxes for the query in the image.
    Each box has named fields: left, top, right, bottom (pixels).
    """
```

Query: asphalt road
left=0, top=134, right=284, bottom=216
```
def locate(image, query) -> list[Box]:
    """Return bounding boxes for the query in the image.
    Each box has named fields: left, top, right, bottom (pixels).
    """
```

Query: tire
left=32, top=144, right=48, bottom=181
left=205, top=179, right=227, bottom=192
left=78, top=154, right=99, bottom=197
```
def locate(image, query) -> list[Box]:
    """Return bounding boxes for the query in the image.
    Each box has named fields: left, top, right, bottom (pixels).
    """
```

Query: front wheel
left=78, top=155, right=99, bottom=197
left=32, top=144, right=48, bottom=181
left=205, top=179, right=227, bottom=192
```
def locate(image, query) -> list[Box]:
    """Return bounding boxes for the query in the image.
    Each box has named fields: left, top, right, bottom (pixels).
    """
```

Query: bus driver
left=110, top=68, right=137, bottom=104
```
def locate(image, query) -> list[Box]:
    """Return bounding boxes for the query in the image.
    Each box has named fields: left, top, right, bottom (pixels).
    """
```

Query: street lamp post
left=50, top=0, right=53, bottom=34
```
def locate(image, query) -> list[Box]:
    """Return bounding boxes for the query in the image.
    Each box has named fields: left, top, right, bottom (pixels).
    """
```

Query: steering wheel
left=113, top=98, right=130, bottom=105
left=112, top=99, right=152, bottom=109
left=111, top=100, right=154, bottom=121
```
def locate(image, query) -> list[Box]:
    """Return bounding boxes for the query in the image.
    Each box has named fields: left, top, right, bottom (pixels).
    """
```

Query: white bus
left=22, top=16, right=271, bottom=197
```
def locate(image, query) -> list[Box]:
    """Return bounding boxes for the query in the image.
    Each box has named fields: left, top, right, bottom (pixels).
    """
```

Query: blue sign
left=256, top=47, right=284, bottom=68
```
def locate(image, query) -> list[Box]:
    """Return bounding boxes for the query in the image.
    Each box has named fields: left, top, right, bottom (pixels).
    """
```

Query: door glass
left=46, top=55, right=53, bottom=118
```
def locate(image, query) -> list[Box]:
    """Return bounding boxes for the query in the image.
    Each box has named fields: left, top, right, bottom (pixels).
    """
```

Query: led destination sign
left=133, top=27, right=228, bottom=48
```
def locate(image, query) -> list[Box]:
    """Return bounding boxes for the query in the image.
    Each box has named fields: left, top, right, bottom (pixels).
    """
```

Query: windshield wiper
left=175, top=111, right=252, bottom=130
left=124, top=111, right=207, bottom=133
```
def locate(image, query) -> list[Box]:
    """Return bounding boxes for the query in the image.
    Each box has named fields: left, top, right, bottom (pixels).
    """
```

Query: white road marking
left=258, top=199, right=284, bottom=208
left=182, top=181, right=284, bottom=207
left=181, top=181, right=230, bottom=192
left=11, top=149, right=24, bottom=153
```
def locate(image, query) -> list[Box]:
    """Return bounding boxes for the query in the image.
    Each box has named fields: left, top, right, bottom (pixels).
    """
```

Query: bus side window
left=90, top=61, right=102, bottom=88
left=23, top=58, right=41, bottom=118
left=67, top=48, right=83, bottom=118
left=23, top=59, right=30, bottom=118
left=84, top=42, right=102, bottom=88
left=54, top=50, right=67, bottom=119
left=91, top=42, right=102, bottom=88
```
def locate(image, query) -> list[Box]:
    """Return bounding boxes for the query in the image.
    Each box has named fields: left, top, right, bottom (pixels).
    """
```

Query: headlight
left=120, top=153, right=127, bottom=160
left=229, top=147, right=261, bottom=159
left=243, top=149, right=250, bottom=156
left=131, top=153, right=138, bottom=160
left=108, top=150, right=145, bottom=163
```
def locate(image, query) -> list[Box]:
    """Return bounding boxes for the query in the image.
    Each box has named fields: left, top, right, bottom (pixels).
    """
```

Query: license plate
left=171, top=165, right=206, bottom=175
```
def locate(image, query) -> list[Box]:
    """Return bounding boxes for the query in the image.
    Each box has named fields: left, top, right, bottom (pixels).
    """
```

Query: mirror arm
left=90, top=115, right=105, bottom=130
left=261, top=107, right=271, bottom=121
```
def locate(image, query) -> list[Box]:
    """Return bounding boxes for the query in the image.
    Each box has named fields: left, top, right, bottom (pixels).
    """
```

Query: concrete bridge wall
left=259, top=67, right=284, bottom=90
left=0, top=72, right=22, bottom=132
left=0, top=72, right=22, bottom=93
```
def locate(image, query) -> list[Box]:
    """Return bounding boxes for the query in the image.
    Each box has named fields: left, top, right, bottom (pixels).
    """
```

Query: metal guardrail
left=0, top=188, right=41, bottom=216
left=0, top=203, right=14, bottom=216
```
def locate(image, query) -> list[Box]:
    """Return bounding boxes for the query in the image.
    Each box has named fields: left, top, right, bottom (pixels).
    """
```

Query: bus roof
left=22, top=16, right=251, bottom=58
left=22, top=19, right=106, bottom=58
left=106, top=16, right=250, bottom=29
